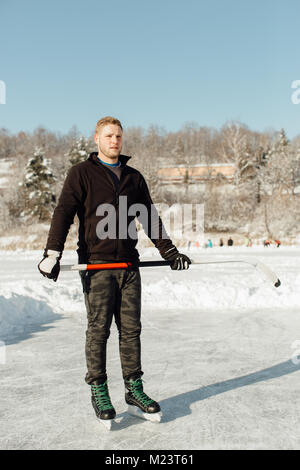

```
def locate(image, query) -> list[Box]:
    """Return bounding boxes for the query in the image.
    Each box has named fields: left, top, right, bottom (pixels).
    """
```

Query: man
left=38, top=116, right=191, bottom=425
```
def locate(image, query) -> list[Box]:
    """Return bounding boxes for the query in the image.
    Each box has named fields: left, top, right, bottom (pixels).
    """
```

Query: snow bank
left=0, top=292, right=59, bottom=340
left=0, top=248, right=299, bottom=340
left=142, top=273, right=300, bottom=310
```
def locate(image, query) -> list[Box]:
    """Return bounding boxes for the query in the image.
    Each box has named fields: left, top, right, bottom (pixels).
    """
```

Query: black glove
left=163, top=247, right=191, bottom=270
left=38, top=249, right=62, bottom=282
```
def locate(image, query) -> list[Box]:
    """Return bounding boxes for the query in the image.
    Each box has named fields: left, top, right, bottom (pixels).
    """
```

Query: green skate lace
left=91, top=382, right=114, bottom=411
left=129, top=378, right=154, bottom=406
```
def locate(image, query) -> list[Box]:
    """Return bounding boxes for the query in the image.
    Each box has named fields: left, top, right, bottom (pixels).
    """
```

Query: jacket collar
left=88, top=152, right=131, bottom=166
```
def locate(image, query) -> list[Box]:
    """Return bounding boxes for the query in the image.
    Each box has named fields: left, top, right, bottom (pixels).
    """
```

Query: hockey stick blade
left=190, top=257, right=281, bottom=288
left=255, top=261, right=281, bottom=288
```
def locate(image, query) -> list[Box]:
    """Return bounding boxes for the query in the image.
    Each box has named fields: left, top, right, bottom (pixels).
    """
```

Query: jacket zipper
left=95, top=160, right=125, bottom=259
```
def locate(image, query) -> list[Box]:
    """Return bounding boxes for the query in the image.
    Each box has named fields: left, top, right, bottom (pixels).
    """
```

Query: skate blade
left=96, top=417, right=114, bottom=430
left=127, top=405, right=162, bottom=423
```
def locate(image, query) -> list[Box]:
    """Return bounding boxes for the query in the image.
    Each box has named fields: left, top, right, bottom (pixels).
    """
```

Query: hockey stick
left=60, top=258, right=281, bottom=287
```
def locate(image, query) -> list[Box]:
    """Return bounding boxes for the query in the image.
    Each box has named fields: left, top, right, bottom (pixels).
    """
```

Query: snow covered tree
left=257, top=129, right=296, bottom=237
left=134, top=126, right=164, bottom=202
left=21, top=147, right=56, bottom=221
left=67, top=136, right=91, bottom=166
left=261, top=129, right=293, bottom=196
left=293, top=147, right=300, bottom=194
left=219, top=122, right=248, bottom=164
left=172, top=135, right=185, bottom=163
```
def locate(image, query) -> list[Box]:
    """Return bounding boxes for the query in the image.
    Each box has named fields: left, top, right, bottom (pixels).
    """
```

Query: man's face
left=94, top=124, right=123, bottom=160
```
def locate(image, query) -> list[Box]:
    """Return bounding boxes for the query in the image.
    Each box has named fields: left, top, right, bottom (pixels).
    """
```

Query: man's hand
left=169, top=253, right=191, bottom=270
left=163, top=247, right=191, bottom=270
left=38, top=249, right=62, bottom=282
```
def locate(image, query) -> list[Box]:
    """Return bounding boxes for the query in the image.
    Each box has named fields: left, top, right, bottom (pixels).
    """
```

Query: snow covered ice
left=0, top=246, right=300, bottom=449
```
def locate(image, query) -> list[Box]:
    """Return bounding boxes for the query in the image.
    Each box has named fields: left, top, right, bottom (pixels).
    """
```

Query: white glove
left=38, top=250, right=62, bottom=282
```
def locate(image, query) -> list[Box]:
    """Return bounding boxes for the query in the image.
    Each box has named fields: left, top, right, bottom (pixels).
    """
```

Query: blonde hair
left=95, top=116, right=123, bottom=135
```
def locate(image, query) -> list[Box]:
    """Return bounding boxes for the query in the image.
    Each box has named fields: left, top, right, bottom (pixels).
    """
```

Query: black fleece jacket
left=45, top=152, right=178, bottom=263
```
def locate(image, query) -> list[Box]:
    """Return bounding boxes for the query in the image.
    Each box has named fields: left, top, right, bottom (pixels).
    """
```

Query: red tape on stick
left=86, top=262, right=132, bottom=270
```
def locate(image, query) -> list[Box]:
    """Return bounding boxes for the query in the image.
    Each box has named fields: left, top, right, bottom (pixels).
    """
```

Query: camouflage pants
left=80, top=260, right=143, bottom=384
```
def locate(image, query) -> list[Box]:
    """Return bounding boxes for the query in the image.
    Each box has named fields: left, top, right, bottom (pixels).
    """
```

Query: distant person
left=187, top=241, right=191, bottom=250
left=219, top=238, right=224, bottom=247
left=195, top=241, right=200, bottom=248
left=227, top=237, right=233, bottom=246
left=244, top=237, right=252, bottom=247
left=264, top=240, right=271, bottom=247
left=207, top=239, right=213, bottom=248
left=275, top=240, right=281, bottom=248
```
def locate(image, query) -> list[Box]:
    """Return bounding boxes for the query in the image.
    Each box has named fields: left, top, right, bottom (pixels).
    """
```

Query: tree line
left=0, top=121, right=299, bottom=238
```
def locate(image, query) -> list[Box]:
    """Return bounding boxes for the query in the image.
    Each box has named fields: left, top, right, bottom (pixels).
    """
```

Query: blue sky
left=1, top=0, right=300, bottom=138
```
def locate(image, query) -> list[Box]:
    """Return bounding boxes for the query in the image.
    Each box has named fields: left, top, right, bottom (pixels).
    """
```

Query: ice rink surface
left=0, top=246, right=300, bottom=450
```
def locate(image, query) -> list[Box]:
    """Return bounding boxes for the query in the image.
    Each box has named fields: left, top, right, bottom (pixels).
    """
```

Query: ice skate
left=127, top=404, right=162, bottom=422
left=125, top=376, right=162, bottom=423
left=91, top=380, right=116, bottom=430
